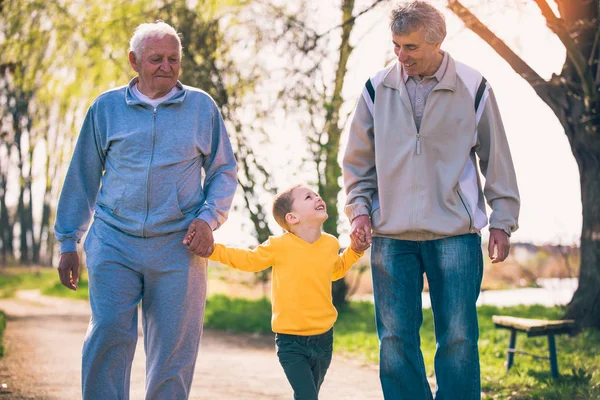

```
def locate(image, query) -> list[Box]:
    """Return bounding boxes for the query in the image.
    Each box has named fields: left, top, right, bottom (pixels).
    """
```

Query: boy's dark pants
left=275, top=328, right=334, bottom=400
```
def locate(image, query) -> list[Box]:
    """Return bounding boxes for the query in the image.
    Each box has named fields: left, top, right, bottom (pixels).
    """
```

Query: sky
left=215, top=0, right=582, bottom=247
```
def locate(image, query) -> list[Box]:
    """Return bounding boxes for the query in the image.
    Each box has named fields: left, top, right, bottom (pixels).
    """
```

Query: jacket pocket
left=456, top=186, right=473, bottom=230
left=152, top=182, right=185, bottom=223
left=176, top=172, right=203, bottom=215
left=96, top=179, right=125, bottom=214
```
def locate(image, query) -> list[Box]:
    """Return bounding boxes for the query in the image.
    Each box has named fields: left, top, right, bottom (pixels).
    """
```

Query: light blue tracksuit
left=54, top=78, right=238, bottom=400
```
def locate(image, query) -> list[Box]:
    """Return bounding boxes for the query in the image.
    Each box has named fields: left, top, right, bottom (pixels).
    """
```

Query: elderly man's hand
left=183, top=219, right=214, bottom=257
left=58, top=252, right=80, bottom=291
left=489, top=228, right=510, bottom=263
left=350, top=227, right=371, bottom=253
left=350, top=215, right=372, bottom=248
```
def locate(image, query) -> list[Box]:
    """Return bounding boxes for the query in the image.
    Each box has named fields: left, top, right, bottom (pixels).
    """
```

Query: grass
left=204, top=295, right=272, bottom=333
left=0, top=267, right=89, bottom=300
left=1, top=267, right=599, bottom=398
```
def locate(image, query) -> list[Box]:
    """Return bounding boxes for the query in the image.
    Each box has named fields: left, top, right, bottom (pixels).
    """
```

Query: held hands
left=489, top=228, right=510, bottom=263
left=58, top=251, right=80, bottom=291
left=350, top=215, right=372, bottom=253
left=183, top=218, right=215, bottom=257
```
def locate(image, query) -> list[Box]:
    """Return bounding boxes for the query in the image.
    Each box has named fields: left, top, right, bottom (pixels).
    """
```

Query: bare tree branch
left=316, top=0, right=388, bottom=40
left=447, top=0, right=547, bottom=89
left=531, top=0, right=597, bottom=105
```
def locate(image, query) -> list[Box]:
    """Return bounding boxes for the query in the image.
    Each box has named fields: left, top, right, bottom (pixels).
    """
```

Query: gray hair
left=129, top=21, right=182, bottom=57
left=390, top=1, right=446, bottom=44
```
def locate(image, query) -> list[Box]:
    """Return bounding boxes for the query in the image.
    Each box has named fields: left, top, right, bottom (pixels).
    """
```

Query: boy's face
left=287, top=186, right=328, bottom=227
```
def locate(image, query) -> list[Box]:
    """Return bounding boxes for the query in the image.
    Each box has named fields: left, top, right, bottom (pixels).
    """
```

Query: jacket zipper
left=416, top=133, right=421, bottom=155
left=457, top=190, right=473, bottom=230
left=142, top=108, right=158, bottom=237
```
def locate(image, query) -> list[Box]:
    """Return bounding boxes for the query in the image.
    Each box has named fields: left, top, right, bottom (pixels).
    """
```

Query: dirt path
left=0, top=291, right=383, bottom=399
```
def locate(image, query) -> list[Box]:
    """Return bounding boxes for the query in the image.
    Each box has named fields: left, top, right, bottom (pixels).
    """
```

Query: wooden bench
left=492, top=315, right=575, bottom=378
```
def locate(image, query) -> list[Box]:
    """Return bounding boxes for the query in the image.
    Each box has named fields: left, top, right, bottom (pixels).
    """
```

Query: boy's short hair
left=272, top=184, right=304, bottom=231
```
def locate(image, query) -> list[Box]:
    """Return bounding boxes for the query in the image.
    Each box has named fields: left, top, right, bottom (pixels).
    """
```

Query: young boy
left=185, top=183, right=369, bottom=399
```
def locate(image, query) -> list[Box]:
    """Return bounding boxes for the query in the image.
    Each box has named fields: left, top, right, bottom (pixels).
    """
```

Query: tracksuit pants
left=82, top=218, right=207, bottom=400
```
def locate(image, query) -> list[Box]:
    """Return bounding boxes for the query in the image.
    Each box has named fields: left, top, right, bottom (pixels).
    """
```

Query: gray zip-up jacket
left=55, top=79, right=238, bottom=253
left=343, top=53, right=519, bottom=241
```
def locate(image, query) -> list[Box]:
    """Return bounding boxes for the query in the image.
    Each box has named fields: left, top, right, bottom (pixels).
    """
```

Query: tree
left=0, top=1, right=77, bottom=265
left=264, top=0, right=386, bottom=306
left=448, top=0, right=600, bottom=329
left=1, top=0, right=272, bottom=265
left=0, top=0, right=155, bottom=265
left=156, top=0, right=278, bottom=288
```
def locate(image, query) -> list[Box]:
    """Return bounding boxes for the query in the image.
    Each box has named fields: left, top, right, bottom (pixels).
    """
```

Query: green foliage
left=0, top=268, right=53, bottom=297
left=203, top=294, right=272, bottom=334
left=41, top=278, right=90, bottom=300
left=334, top=301, right=379, bottom=361
left=0, top=267, right=88, bottom=300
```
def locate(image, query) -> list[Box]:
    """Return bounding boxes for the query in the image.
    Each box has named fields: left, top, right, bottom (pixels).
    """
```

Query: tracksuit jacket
left=343, top=53, right=520, bottom=241
left=55, top=78, right=238, bottom=252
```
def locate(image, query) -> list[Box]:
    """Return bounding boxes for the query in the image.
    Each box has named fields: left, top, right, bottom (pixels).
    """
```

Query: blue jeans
left=371, top=234, right=483, bottom=400
left=275, top=328, right=334, bottom=400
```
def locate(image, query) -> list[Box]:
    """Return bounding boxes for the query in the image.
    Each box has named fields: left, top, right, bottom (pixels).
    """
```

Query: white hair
left=129, top=21, right=182, bottom=57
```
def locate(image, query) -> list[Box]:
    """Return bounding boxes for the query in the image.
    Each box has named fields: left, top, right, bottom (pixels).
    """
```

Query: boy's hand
left=350, top=227, right=371, bottom=253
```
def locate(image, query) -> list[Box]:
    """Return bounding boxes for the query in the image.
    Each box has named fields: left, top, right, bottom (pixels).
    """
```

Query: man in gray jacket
left=343, top=2, right=519, bottom=399
left=54, top=21, right=237, bottom=399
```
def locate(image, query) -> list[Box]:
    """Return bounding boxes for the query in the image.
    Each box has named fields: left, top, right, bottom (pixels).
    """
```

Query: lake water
left=356, top=278, right=579, bottom=308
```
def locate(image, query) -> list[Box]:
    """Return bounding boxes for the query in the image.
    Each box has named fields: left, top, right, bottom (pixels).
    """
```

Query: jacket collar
left=125, top=77, right=187, bottom=106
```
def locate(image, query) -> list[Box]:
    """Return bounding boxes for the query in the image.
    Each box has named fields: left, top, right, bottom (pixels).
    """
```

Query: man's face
left=129, top=34, right=181, bottom=99
left=392, top=28, right=441, bottom=77
left=287, top=186, right=328, bottom=227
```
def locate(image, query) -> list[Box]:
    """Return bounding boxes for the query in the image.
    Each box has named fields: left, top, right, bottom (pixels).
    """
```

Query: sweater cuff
left=196, top=212, right=218, bottom=231
left=60, top=239, right=78, bottom=254
left=489, top=221, right=513, bottom=237
left=345, top=203, right=370, bottom=223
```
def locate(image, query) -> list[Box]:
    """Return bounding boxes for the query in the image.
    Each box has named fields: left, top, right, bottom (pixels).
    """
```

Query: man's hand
left=350, top=215, right=372, bottom=250
left=350, top=227, right=371, bottom=253
left=488, top=228, right=510, bottom=263
left=183, top=219, right=214, bottom=257
left=58, top=252, right=80, bottom=291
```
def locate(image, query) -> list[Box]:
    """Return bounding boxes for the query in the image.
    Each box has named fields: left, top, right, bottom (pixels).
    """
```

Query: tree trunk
left=447, top=0, right=600, bottom=330
left=28, top=145, right=39, bottom=264
left=325, top=0, right=354, bottom=308
left=0, top=164, right=12, bottom=265
left=15, top=124, right=28, bottom=264
left=17, top=185, right=28, bottom=264
left=565, top=144, right=600, bottom=329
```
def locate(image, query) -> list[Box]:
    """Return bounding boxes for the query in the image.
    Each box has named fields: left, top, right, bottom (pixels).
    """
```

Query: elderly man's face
left=129, top=34, right=180, bottom=99
left=392, top=28, right=441, bottom=77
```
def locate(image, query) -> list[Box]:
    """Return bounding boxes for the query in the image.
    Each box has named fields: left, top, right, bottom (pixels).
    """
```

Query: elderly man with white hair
left=54, top=21, right=237, bottom=399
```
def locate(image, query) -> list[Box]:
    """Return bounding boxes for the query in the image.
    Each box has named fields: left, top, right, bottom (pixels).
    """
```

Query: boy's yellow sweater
left=209, top=232, right=364, bottom=335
